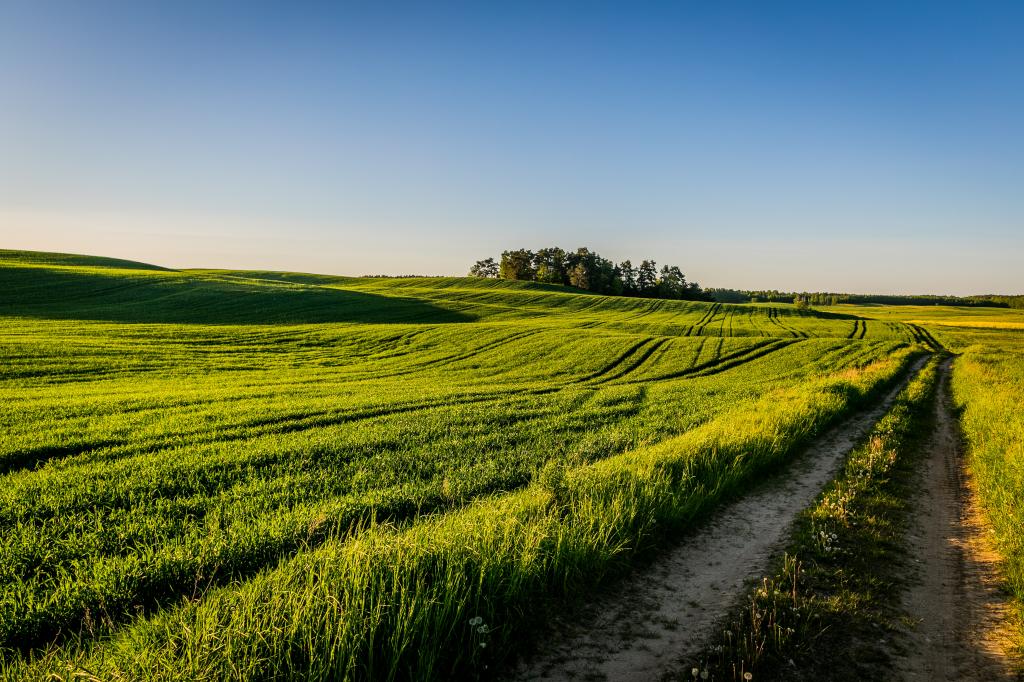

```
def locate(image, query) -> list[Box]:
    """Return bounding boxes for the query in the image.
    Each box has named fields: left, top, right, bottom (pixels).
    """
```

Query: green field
left=4, top=250, right=1019, bottom=679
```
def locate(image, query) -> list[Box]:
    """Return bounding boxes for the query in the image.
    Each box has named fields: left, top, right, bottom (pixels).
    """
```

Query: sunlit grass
left=0, top=250, right=933, bottom=679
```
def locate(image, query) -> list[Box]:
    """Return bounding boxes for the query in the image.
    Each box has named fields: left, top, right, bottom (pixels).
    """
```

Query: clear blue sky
left=2, top=1, right=1022, bottom=294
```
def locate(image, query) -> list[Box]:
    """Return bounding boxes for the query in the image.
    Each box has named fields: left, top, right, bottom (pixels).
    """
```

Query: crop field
left=0, top=250, right=1004, bottom=680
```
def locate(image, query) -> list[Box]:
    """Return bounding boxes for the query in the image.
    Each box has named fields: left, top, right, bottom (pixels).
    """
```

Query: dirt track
left=896, top=359, right=1021, bottom=681
left=506, top=359, right=928, bottom=681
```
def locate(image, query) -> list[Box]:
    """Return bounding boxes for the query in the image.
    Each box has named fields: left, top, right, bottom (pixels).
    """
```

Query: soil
left=896, top=358, right=1022, bottom=681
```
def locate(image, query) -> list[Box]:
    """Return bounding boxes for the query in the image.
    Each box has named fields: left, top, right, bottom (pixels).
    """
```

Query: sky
left=1, top=1, right=1022, bottom=295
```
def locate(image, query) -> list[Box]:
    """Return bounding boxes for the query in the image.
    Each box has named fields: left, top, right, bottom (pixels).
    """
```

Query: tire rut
left=591, top=338, right=670, bottom=384
left=505, top=356, right=929, bottom=682
left=635, top=339, right=794, bottom=384
left=895, top=359, right=1021, bottom=681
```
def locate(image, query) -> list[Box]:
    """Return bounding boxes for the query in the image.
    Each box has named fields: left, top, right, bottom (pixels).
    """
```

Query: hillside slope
left=1, top=250, right=915, bottom=342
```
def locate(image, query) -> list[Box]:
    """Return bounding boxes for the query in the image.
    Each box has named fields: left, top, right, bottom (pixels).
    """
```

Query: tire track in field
left=359, top=329, right=544, bottom=379
left=692, top=303, right=721, bottom=336
left=403, top=329, right=542, bottom=370
left=588, top=338, right=670, bottom=384
left=765, top=307, right=800, bottom=338
left=631, top=339, right=796, bottom=383
left=685, top=339, right=797, bottom=378
left=509, top=356, right=930, bottom=682
left=766, top=307, right=808, bottom=338
left=683, top=304, right=717, bottom=337
left=2, top=384, right=557, bottom=480
left=906, top=323, right=927, bottom=346
left=917, top=325, right=942, bottom=350
left=0, top=386, right=634, bottom=652
left=0, top=390, right=533, bottom=476
left=906, top=323, right=942, bottom=351
left=578, top=338, right=658, bottom=383
left=895, top=359, right=1020, bottom=681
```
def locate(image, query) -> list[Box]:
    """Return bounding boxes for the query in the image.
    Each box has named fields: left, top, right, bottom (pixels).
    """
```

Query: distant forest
left=469, top=247, right=710, bottom=300
left=706, top=288, right=1024, bottom=309
left=466, top=249, right=1022, bottom=308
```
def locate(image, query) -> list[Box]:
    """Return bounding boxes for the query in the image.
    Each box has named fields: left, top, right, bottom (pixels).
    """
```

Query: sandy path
left=897, top=359, right=1021, bottom=681
left=507, top=358, right=928, bottom=682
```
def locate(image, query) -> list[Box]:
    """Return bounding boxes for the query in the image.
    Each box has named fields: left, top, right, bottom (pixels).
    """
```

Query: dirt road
left=506, top=359, right=928, bottom=682
left=897, top=359, right=1021, bottom=681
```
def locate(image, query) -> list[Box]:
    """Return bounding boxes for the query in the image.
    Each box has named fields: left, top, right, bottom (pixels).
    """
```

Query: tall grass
left=689, top=356, right=941, bottom=681
left=950, top=337, right=1024, bottom=659
left=4, top=348, right=920, bottom=680
left=0, top=251, right=934, bottom=678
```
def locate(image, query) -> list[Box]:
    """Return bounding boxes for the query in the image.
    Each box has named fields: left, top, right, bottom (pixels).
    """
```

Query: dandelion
left=691, top=668, right=699, bottom=679
left=744, top=673, right=753, bottom=681
left=469, top=616, right=482, bottom=626
left=480, top=642, right=487, bottom=648
left=478, top=625, right=489, bottom=634
left=701, top=671, right=709, bottom=680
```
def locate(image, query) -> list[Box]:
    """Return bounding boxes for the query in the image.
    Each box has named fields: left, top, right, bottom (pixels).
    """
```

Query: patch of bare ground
left=896, top=358, right=1022, bottom=681
left=504, top=359, right=927, bottom=682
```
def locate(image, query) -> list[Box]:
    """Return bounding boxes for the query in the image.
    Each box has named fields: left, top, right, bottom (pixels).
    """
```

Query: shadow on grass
left=0, top=267, right=474, bottom=325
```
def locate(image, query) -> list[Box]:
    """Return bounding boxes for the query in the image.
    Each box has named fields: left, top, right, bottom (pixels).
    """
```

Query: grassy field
left=0, top=250, right=989, bottom=679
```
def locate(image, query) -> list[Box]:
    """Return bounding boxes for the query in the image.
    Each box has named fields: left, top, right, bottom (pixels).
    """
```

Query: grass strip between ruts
left=682, top=355, right=942, bottom=682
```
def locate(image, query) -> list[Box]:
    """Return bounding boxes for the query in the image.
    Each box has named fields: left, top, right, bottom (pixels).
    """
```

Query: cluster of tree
left=705, top=289, right=840, bottom=306
left=705, top=289, right=1020, bottom=309
left=970, top=295, right=1024, bottom=309
left=702, top=288, right=749, bottom=303
left=739, top=291, right=845, bottom=305
left=360, top=274, right=440, bottom=278
left=469, top=247, right=708, bottom=300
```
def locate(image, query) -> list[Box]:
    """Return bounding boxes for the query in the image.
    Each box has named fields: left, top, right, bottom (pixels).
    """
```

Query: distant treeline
left=360, top=274, right=443, bottom=278
left=469, top=247, right=710, bottom=300
left=706, top=288, right=1024, bottom=309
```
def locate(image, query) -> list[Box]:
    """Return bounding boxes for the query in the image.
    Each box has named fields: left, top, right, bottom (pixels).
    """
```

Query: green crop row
left=0, top=320, right=910, bottom=652
left=2, top=347, right=922, bottom=680
left=0, top=251, right=934, bottom=678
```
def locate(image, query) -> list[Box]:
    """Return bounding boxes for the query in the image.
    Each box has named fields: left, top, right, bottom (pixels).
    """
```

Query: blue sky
left=1, top=1, right=1022, bottom=294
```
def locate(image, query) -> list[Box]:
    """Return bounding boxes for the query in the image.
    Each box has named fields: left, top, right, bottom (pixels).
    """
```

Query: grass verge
left=951, top=342, right=1024, bottom=664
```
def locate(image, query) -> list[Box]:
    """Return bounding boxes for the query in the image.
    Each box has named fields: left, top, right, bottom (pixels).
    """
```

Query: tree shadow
left=0, top=267, right=474, bottom=324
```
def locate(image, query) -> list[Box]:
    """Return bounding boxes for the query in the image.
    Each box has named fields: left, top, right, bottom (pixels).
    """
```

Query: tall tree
left=567, top=247, right=594, bottom=290
left=499, top=249, right=536, bottom=280
left=468, top=257, right=499, bottom=278
left=475, top=247, right=704, bottom=301
left=608, top=263, right=624, bottom=296
left=533, top=247, right=567, bottom=284
left=636, top=260, right=658, bottom=295
left=657, top=265, right=687, bottom=299
left=568, top=262, right=590, bottom=289
left=618, top=260, right=637, bottom=295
